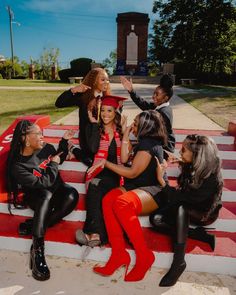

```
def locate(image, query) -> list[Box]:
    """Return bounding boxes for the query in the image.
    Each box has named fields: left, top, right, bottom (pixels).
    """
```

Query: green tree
left=35, top=47, right=60, bottom=80
left=150, top=0, right=236, bottom=75
left=102, top=50, right=117, bottom=75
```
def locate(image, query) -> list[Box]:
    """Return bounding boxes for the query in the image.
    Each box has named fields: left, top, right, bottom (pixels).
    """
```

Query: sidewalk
left=1, top=83, right=235, bottom=295
left=55, top=83, right=224, bottom=131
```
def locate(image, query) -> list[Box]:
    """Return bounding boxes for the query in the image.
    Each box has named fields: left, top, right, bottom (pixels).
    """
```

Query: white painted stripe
left=1, top=203, right=235, bottom=232
left=59, top=160, right=236, bottom=180
left=43, top=128, right=235, bottom=145
left=43, top=129, right=79, bottom=138
left=59, top=161, right=88, bottom=172
left=0, top=237, right=235, bottom=275
left=175, top=148, right=236, bottom=160
left=167, top=167, right=236, bottom=179
left=176, top=134, right=234, bottom=145
left=222, top=191, right=235, bottom=202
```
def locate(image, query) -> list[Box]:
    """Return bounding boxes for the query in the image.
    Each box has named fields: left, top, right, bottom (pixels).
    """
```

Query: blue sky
left=0, top=0, right=156, bottom=69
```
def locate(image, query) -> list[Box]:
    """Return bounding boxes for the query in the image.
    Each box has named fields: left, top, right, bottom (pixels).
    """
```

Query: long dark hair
left=6, top=120, right=34, bottom=212
left=178, top=135, right=223, bottom=192
left=136, top=110, right=167, bottom=145
left=100, top=109, right=122, bottom=139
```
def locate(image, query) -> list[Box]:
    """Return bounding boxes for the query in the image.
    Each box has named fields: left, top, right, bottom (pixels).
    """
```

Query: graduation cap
left=101, top=95, right=127, bottom=109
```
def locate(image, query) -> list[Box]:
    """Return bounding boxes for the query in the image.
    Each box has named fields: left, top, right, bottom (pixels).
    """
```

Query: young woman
left=121, top=74, right=175, bottom=156
left=90, top=110, right=167, bottom=281
left=55, top=68, right=111, bottom=166
left=75, top=95, right=126, bottom=247
left=6, top=120, right=79, bottom=281
left=151, top=134, right=223, bottom=286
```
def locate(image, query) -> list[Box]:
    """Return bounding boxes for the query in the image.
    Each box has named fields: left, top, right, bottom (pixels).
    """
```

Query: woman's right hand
left=87, top=159, right=106, bottom=175
left=51, top=152, right=63, bottom=164
left=120, top=76, right=133, bottom=92
left=71, top=83, right=91, bottom=94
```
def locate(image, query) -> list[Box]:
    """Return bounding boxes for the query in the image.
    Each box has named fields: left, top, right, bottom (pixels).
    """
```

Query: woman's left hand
left=63, top=129, right=75, bottom=140
left=87, top=159, right=106, bottom=175
left=121, top=115, right=128, bottom=134
left=155, top=157, right=167, bottom=187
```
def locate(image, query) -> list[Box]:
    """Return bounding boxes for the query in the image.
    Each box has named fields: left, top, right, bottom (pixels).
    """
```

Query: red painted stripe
left=59, top=171, right=85, bottom=183
left=0, top=213, right=235, bottom=257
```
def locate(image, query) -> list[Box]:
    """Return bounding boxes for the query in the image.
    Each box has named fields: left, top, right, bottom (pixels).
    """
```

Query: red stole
left=85, top=130, right=121, bottom=190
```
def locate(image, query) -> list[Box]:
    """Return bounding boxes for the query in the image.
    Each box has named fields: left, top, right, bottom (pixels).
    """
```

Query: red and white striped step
left=0, top=123, right=236, bottom=276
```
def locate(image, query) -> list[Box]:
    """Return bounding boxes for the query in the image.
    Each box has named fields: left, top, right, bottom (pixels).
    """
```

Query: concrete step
left=0, top=122, right=236, bottom=276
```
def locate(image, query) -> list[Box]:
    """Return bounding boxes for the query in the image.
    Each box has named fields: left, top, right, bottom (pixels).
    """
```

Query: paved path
left=54, top=83, right=224, bottom=130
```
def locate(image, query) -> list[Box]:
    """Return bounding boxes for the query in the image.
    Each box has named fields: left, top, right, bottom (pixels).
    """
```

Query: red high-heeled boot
left=112, top=191, right=155, bottom=282
left=93, top=188, right=131, bottom=276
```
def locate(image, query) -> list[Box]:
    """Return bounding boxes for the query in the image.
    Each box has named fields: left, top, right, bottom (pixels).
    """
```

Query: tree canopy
left=149, top=0, right=236, bottom=75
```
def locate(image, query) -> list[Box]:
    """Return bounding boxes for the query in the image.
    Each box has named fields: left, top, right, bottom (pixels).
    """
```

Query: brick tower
left=116, top=12, right=149, bottom=75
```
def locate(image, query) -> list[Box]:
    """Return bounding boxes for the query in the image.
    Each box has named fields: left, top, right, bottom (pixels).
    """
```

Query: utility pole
left=7, top=5, right=14, bottom=77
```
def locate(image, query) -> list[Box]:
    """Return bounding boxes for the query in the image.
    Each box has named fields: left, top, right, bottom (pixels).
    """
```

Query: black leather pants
left=26, top=183, right=79, bottom=237
left=83, top=175, right=119, bottom=244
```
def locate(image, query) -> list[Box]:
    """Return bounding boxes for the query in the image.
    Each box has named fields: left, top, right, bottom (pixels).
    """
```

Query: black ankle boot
left=188, top=227, right=215, bottom=251
left=159, top=243, right=186, bottom=287
left=30, top=237, right=50, bottom=281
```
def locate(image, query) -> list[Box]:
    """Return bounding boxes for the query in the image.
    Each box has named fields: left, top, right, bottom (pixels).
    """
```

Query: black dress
left=123, top=137, right=164, bottom=197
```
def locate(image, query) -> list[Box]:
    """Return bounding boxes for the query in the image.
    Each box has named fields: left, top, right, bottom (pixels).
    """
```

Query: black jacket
left=55, top=90, right=94, bottom=160
left=12, top=139, right=68, bottom=193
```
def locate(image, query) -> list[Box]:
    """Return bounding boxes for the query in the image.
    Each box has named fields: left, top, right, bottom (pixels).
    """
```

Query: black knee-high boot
left=159, top=205, right=188, bottom=287
left=150, top=213, right=215, bottom=250
left=30, top=237, right=50, bottom=281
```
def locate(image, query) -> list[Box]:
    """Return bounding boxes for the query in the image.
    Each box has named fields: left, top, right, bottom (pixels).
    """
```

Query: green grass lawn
left=0, top=79, right=70, bottom=87
left=178, top=85, right=236, bottom=130
left=0, top=89, right=75, bottom=134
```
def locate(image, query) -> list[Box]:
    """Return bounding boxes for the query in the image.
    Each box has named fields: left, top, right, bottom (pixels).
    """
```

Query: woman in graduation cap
left=75, top=95, right=127, bottom=247
left=89, top=110, right=167, bottom=281
left=55, top=68, right=111, bottom=166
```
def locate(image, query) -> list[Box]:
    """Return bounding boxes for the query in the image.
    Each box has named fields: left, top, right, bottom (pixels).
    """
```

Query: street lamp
left=6, top=6, right=20, bottom=78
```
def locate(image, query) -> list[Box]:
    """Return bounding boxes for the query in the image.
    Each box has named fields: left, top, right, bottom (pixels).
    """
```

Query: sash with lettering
left=85, top=130, right=122, bottom=190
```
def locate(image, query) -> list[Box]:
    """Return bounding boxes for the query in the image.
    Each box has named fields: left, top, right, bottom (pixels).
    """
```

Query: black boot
left=18, top=218, right=33, bottom=236
left=30, top=237, right=50, bottom=281
left=159, top=243, right=186, bottom=287
left=188, top=227, right=215, bottom=251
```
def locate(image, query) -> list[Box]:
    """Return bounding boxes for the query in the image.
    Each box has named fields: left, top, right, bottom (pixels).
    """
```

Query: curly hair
left=6, top=120, right=34, bottom=211
left=81, top=68, right=111, bottom=105
left=136, top=110, right=167, bottom=145
left=159, top=74, right=173, bottom=100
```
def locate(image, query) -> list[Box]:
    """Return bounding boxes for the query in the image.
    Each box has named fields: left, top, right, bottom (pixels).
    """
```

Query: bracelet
left=122, top=140, right=129, bottom=144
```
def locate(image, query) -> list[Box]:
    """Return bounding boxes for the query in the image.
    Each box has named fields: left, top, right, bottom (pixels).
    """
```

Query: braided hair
left=6, top=120, right=34, bottom=212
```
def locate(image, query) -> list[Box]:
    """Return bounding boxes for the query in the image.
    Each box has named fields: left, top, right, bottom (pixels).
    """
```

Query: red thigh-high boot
left=113, top=191, right=155, bottom=282
left=93, top=188, right=131, bottom=276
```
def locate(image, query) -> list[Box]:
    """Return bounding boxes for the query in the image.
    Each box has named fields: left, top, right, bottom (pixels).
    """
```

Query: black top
left=55, top=90, right=94, bottom=160
left=124, top=137, right=163, bottom=191
left=159, top=174, right=220, bottom=213
left=12, top=139, right=68, bottom=194
left=129, top=90, right=175, bottom=153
